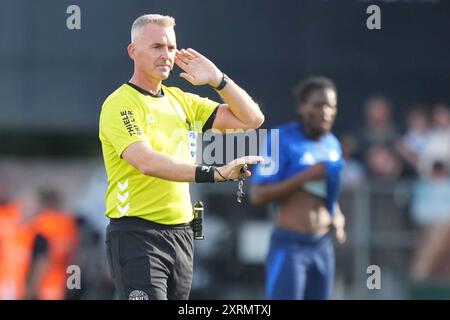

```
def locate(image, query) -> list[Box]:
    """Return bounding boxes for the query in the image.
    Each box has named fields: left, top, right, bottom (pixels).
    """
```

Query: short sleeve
left=184, top=92, right=220, bottom=132
left=99, top=97, right=148, bottom=157
left=251, top=128, right=288, bottom=185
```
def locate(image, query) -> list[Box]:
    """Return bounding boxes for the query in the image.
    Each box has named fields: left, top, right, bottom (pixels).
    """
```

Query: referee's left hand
left=175, top=48, right=223, bottom=87
left=214, top=156, right=264, bottom=182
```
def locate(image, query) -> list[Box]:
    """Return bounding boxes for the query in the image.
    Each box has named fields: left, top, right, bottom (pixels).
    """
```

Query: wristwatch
left=214, top=73, right=228, bottom=91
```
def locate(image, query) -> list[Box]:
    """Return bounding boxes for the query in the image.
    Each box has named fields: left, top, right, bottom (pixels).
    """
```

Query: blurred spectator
left=360, top=95, right=399, bottom=151
left=396, top=105, right=430, bottom=176
left=411, top=220, right=450, bottom=283
left=357, top=95, right=405, bottom=179
left=0, top=172, right=21, bottom=299
left=26, top=188, right=78, bottom=300
left=365, top=145, right=403, bottom=179
left=417, top=103, right=450, bottom=178
left=340, top=134, right=366, bottom=191
left=411, top=161, right=450, bottom=282
left=411, top=161, right=450, bottom=225
left=0, top=188, right=39, bottom=300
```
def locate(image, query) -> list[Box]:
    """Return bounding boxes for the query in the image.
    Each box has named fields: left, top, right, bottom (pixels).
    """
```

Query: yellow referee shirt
left=99, top=83, right=219, bottom=224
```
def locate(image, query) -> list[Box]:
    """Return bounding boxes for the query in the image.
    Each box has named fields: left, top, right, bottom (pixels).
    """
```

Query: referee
left=99, top=14, right=264, bottom=300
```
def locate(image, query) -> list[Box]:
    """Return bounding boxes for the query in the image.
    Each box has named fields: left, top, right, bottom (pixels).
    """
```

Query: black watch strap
left=214, top=73, right=228, bottom=91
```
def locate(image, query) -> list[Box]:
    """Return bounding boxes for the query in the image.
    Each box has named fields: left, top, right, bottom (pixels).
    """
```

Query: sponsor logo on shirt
left=121, top=110, right=142, bottom=136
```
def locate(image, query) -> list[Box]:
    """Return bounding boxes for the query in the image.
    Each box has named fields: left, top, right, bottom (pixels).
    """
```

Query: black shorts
left=106, top=216, right=194, bottom=300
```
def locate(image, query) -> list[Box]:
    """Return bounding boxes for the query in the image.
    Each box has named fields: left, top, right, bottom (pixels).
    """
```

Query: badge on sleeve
left=187, top=119, right=197, bottom=159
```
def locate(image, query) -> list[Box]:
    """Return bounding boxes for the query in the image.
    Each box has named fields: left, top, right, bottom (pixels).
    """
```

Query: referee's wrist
left=211, top=73, right=228, bottom=91
left=195, top=165, right=216, bottom=183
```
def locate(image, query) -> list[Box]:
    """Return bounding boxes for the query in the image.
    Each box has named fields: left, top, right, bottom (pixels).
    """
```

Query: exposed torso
left=255, top=122, right=342, bottom=234
left=276, top=188, right=331, bottom=234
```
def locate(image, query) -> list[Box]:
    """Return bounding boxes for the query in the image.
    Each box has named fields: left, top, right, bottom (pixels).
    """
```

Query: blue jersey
left=251, top=122, right=344, bottom=215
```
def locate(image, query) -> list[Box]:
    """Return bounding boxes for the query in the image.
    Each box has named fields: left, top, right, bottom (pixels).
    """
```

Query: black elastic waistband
left=109, top=216, right=192, bottom=231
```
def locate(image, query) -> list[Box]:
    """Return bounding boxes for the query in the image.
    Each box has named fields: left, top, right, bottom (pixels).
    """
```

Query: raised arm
left=175, top=48, right=264, bottom=131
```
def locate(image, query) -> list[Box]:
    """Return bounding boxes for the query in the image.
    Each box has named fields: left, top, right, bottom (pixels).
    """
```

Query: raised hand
left=175, top=48, right=222, bottom=87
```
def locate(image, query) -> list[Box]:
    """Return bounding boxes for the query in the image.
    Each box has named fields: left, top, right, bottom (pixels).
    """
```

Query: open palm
left=175, top=48, right=222, bottom=86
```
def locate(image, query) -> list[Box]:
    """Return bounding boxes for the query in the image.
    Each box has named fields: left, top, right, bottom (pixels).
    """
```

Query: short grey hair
left=131, top=14, right=176, bottom=43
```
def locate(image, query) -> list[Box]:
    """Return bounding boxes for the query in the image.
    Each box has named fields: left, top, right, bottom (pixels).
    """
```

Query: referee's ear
left=127, top=43, right=136, bottom=61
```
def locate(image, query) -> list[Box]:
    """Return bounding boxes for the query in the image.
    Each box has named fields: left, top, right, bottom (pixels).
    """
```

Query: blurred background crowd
left=0, top=0, right=449, bottom=299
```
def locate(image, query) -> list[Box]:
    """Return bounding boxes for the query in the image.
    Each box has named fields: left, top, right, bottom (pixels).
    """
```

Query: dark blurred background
left=0, top=0, right=449, bottom=299
left=1, top=0, right=449, bottom=154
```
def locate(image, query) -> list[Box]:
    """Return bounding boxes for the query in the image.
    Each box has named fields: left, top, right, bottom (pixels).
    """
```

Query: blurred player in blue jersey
left=250, top=76, right=346, bottom=300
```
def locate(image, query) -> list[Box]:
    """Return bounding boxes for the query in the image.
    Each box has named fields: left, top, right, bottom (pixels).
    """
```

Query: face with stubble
left=128, top=23, right=177, bottom=82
